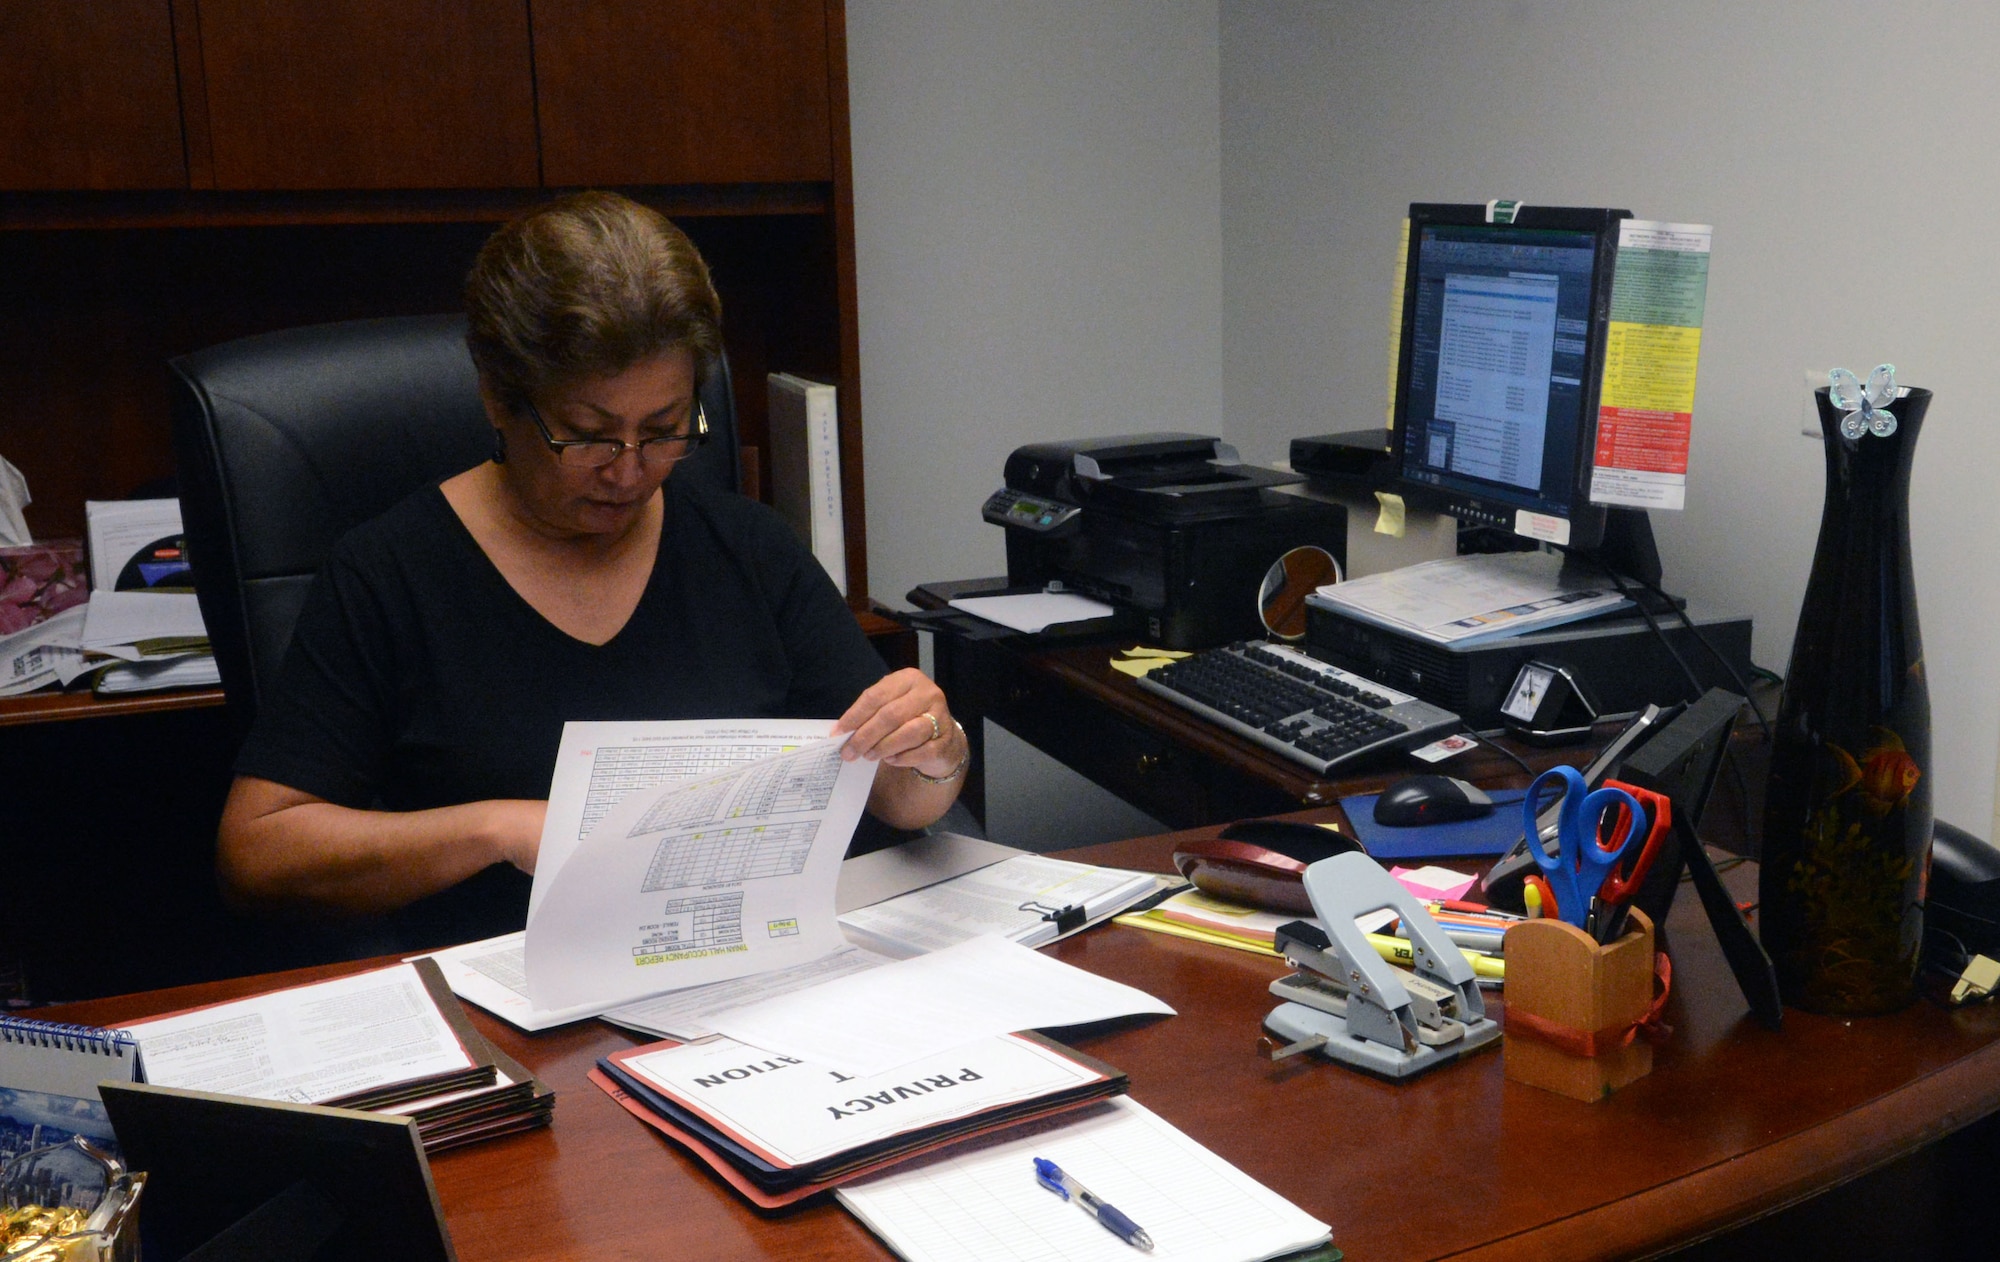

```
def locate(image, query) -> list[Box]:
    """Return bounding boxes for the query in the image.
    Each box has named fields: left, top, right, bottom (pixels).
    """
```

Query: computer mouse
left=1373, top=775, right=1495, bottom=827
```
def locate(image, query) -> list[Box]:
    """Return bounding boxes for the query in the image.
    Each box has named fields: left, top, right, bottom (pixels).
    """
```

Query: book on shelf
left=767, top=372, right=846, bottom=595
left=590, top=1030, right=1127, bottom=1208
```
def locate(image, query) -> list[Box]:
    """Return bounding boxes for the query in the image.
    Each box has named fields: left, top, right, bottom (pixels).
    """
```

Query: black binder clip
left=1023, top=901, right=1087, bottom=935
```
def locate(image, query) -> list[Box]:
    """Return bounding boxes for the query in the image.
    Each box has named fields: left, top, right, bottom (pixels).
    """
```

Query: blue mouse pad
left=1340, top=789, right=1527, bottom=860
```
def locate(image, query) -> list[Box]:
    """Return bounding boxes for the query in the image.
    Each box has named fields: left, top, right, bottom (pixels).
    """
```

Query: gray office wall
left=844, top=0, right=1224, bottom=613
left=1219, top=1, right=2000, bottom=836
left=848, top=1, right=2000, bottom=838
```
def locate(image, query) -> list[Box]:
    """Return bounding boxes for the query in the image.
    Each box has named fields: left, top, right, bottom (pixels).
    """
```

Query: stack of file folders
left=387, top=1026, right=555, bottom=1153
left=124, top=959, right=553, bottom=1155
left=590, top=1031, right=1128, bottom=1208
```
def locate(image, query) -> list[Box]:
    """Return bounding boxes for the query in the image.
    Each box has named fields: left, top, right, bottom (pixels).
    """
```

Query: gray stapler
left=1262, top=852, right=1500, bottom=1079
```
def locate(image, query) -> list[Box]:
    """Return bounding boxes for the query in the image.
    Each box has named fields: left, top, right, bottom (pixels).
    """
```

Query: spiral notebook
left=0, top=1016, right=143, bottom=1158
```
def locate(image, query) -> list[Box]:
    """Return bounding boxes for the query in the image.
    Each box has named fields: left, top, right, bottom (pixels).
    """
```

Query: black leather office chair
left=170, top=313, right=740, bottom=736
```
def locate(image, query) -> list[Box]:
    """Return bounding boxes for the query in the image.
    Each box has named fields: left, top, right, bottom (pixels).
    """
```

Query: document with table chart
left=523, top=719, right=878, bottom=1015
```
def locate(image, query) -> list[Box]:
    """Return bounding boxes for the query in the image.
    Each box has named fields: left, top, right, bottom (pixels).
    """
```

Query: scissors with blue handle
left=1523, top=765, right=1643, bottom=929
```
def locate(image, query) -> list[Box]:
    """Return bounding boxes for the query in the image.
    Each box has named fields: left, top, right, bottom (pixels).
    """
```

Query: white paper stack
left=838, top=1096, right=1332, bottom=1262
left=79, top=499, right=218, bottom=694
left=1309, top=549, right=1628, bottom=647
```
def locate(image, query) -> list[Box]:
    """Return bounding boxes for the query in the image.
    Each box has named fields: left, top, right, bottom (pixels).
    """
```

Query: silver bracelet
left=910, top=718, right=970, bottom=785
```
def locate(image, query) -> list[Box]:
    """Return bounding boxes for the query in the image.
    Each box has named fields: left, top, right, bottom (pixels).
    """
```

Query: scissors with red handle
left=1589, top=779, right=1672, bottom=941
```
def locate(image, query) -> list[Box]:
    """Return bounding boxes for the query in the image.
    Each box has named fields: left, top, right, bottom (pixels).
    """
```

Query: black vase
left=1759, top=386, right=1932, bottom=1015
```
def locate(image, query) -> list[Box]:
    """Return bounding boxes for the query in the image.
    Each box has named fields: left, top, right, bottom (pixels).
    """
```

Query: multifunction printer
left=982, top=433, right=1347, bottom=650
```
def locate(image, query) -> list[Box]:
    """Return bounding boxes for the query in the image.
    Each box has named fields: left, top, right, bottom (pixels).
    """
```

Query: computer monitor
left=1388, top=203, right=1630, bottom=553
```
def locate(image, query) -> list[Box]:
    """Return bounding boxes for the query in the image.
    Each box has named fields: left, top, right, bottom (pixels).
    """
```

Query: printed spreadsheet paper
left=837, top=1096, right=1330, bottom=1262
left=525, top=719, right=877, bottom=1014
left=424, top=933, right=894, bottom=1035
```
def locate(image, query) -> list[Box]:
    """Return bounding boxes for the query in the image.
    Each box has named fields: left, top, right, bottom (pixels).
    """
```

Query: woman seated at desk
left=216, top=191, right=968, bottom=951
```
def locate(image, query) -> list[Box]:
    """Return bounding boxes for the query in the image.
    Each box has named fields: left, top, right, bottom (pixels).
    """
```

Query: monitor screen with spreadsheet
left=1390, top=203, right=1628, bottom=550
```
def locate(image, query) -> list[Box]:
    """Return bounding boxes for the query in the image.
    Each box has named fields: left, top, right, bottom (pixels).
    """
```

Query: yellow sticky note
left=1374, top=490, right=1407, bottom=537
left=1119, top=647, right=1190, bottom=660
left=1110, top=656, right=1176, bottom=679
left=1387, top=217, right=1410, bottom=430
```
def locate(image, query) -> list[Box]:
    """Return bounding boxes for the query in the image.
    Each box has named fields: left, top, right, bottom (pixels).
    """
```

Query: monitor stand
left=1559, top=506, right=1671, bottom=612
left=1596, top=506, right=1663, bottom=588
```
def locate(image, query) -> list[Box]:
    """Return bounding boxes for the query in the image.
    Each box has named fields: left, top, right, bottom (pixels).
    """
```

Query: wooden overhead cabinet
left=533, top=0, right=836, bottom=186
left=184, top=0, right=541, bottom=189
left=0, top=0, right=187, bottom=189
left=0, top=0, right=866, bottom=608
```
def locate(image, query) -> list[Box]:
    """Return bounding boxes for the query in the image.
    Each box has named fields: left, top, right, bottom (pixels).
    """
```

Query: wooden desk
left=915, top=583, right=1773, bottom=853
left=44, top=822, right=2000, bottom=1260
left=931, top=628, right=1747, bottom=835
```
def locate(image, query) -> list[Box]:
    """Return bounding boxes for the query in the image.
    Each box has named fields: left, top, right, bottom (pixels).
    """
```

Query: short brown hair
left=463, top=191, right=723, bottom=412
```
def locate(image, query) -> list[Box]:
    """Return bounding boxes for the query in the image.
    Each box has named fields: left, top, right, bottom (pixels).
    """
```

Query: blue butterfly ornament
left=1828, top=364, right=1898, bottom=439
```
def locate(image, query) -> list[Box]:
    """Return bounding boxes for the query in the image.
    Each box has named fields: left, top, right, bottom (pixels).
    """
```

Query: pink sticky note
left=1389, top=865, right=1477, bottom=902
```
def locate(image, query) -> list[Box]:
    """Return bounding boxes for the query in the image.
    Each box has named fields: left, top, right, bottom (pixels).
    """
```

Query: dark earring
left=491, top=429, right=508, bottom=464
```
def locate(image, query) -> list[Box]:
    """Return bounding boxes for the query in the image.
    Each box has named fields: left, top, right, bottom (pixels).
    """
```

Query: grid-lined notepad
left=836, top=1097, right=1331, bottom=1262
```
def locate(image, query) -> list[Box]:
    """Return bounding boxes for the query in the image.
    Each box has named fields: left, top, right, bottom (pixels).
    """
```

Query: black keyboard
left=1134, top=641, right=1462, bottom=776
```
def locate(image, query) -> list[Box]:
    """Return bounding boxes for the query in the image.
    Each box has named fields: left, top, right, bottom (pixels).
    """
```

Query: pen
left=1423, top=908, right=1522, bottom=932
left=1033, top=1158, right=1154, bottom=1252
left=1392, top=923, right=1506, bottom=952
left=1432, top=904, right=1520, bottom=924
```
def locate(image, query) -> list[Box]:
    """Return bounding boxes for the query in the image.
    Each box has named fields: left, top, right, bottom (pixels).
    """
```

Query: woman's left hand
left=833, top=668, right=963, bottom=778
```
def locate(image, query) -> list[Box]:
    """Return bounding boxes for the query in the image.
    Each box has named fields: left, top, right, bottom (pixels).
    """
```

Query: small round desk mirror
left=1258, top=545, right=1341, bottom=642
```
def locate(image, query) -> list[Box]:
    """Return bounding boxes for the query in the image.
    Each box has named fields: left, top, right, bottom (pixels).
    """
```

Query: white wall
left=844, top=0, right=1223, bottom=610
left=1219, top=1, right=2000, bottom=835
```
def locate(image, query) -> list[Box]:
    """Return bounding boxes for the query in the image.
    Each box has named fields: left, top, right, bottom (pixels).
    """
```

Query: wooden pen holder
left=1503, top=909, right=1658, bottom=1103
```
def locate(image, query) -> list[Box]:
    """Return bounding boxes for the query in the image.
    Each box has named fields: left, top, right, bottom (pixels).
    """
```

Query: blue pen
left=1033, top=1157, right=1155, bottom=1252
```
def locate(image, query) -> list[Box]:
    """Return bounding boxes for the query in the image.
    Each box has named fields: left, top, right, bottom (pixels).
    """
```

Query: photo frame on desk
left=1614, top=688, right=1784, bottom=1030
left=99, top=1082, right=455, bottom=1262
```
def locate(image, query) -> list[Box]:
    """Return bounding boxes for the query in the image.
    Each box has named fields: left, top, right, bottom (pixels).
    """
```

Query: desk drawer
left=988, top=670, right=1214, bottom=828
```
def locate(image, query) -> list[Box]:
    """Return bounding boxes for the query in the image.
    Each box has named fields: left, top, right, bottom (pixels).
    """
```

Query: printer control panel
left=982, top=488, right=1081, bottom=534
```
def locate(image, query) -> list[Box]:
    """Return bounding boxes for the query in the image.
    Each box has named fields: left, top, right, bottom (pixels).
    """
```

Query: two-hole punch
left=1260, top=852, right=1500, bottom=1079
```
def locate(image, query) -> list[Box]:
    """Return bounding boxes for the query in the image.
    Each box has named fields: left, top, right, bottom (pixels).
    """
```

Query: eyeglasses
left=521, top=397, right=710, bottom=469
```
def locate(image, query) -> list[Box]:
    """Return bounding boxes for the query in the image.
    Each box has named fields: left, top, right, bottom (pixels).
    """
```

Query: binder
left=590, top=1031, right=1127, bottom=1208
left=767, top=372, right=846, bottom=594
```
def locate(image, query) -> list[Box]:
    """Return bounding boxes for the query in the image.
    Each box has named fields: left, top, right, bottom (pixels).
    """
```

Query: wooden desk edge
left=1446, top=1016, right=2000, bottom=1261
left=0, top=686, right=227, bottom=726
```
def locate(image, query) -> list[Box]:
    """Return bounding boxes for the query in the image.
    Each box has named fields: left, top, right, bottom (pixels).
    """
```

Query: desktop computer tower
left=1304, top=599, right=1755, bottom=728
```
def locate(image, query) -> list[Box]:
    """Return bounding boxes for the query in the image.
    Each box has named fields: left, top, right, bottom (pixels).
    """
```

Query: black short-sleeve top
left=235, top=475, right=888, bottom=949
